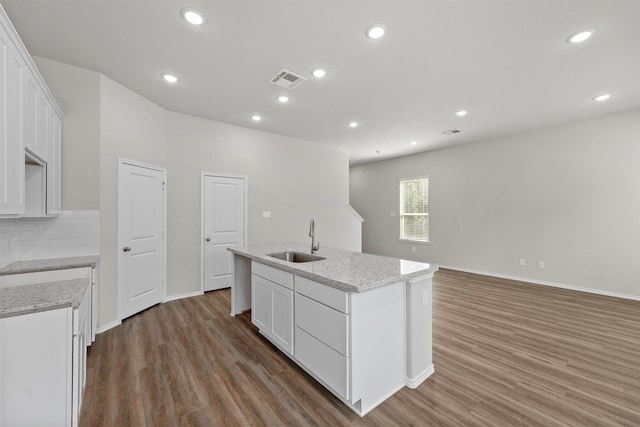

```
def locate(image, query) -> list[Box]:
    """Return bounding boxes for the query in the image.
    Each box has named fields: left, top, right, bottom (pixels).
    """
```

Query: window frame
left=398, top=176, right=430, bottom=244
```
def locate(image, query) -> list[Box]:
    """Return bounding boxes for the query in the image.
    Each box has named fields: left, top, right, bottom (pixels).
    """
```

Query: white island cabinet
left=230, top=243, right=438, bottom=416
left=251, top=261, right=294, bottom=355
left=295, top=276, right=406, bottom=413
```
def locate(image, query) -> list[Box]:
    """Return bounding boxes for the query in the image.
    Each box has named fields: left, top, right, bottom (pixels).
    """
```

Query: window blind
left=400, top=177, right=429, bottom=242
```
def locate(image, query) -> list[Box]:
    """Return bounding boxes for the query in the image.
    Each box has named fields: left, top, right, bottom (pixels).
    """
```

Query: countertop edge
left=0, top=255, right=100, bottom=276
left=229, top=246, right=438, bottom=293
left=0, top=278, right=91, bottom=318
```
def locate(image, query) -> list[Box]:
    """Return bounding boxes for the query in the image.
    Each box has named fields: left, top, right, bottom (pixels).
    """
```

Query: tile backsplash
left=0, top=210, right=99, bottom=268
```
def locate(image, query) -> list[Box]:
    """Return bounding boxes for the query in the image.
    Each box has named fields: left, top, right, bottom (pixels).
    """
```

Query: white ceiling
left=3, top=0, right=639, bottom=165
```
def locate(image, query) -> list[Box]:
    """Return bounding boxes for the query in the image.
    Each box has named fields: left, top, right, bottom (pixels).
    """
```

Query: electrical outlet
left=412, top=246, right=416, bottom=252
left=390, top=212, right=396, bottom=217
left=422, top=291, right=429, bottom=307
left=519, top=258, right=526, bottom=266
left=538, top=261, right=545, bottom=269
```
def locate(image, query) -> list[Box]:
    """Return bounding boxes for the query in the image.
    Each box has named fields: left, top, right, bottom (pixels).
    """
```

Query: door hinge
left=162, top=181, right=165, bottom=191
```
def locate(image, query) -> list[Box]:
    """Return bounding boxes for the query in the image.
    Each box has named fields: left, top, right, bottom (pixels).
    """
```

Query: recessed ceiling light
left=181, top=8, right=206, bottom=26
left=161, top=73, right=178, bottom=83
left=277, top=95, right=289, bottom=103
left=365, top=24, right=387, bottom=39
left=311, top=69, right=327, bottom=78
left=455, top=110, right=468, bottom=117
left=251, top=114, right=262, bottom=122
left=348, top=121, right=359, bottom=128
left=410, top=141, right=417, bottom=146
left=593, top=94, right=611, bottom=102
left=566, top=28, right=596, bottom=44
left=376, top=150, right=382, bottom=154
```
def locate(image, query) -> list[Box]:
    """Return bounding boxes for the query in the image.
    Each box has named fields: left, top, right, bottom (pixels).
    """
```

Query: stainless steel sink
left=267, top=251, right=326, bottom=263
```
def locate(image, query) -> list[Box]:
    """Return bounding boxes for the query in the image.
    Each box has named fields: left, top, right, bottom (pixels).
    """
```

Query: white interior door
left=118, top=160, right=165, bottom=320
left=203, top=174, right=246, bottom=292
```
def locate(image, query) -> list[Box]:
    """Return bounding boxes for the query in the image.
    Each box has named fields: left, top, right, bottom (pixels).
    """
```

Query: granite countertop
left=229, top=242, right=438, bottom=293
left=0, top=255, right=99, bottom=276
left=0, top=278, right=90, bottom=318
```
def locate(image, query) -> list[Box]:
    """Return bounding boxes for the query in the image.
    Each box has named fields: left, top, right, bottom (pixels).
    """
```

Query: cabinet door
left=270, top=282, right=293, bottom=354
left=252, top=274, right=271, bottom=332
left=251, top=274, right=294, bottom=355
left=25, top=68, right=49, bottom=160
left=0, top=308, right=72, bottom=426
left=72, top=320, right=87, bottom=427
left=0, top=23, right=26, bottom=215
left=47, top=110, right=62, bottom=214
left=72, top=286, right=90, bottom=426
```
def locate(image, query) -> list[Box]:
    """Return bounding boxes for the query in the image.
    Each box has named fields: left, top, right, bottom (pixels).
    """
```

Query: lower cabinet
left=0, top=268, right=93, bottom=427
left=251, top=262, right=294, bottom=355
left=1, top=308, right=72, bottom=426
left=72, top=284, right=91, bottom=424
left=295, top=277, right=406, bottom=415
left=294, top=277, right=350, bottom=399
left=250, top=261, right=410, bottom=416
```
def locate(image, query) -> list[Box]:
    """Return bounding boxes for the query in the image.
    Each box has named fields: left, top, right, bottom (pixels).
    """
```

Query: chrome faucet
left=309, top=218, right=320, bottom=254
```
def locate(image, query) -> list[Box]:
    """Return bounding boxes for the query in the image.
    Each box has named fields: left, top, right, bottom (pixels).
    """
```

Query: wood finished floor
left=80, top=269, right=640, bottom=426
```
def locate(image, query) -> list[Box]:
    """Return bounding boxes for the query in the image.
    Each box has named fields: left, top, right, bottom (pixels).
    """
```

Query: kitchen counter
left=0, top=278, right=90, bottom=318
left=228, top=242, right=437, bottom=293
left=0, top=255, right=99, bottom=276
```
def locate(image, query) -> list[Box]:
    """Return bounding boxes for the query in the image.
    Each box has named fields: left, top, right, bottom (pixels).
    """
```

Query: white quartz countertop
left=229, top=242, right=438, bottom=293
left=0, top=278, right=90, bottom=318
left=0, top=255, right=99, bottom=276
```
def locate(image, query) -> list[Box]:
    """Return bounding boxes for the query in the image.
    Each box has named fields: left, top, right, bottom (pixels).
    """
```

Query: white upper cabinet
left=25, top=67, right=49, bottom=160
left=0, top=4, right=63, bottom=217
left=0, top=15, right=26, bottom=216
left=47, top=111, right=62, bottom=214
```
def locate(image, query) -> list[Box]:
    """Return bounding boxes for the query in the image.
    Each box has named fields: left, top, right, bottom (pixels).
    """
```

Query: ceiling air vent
left=440, top=129, right=462, bottom=136
left=269, top=69, right=307, bottom=90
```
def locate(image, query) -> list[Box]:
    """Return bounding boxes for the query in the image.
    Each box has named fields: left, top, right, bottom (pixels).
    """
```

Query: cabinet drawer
left=295, top=293, right=348, bottom=356
left=295, top=276, right=348, bottom=314
left=252, top=261, right=293, bottom=289
left=295, top=327, right=349, bottom=400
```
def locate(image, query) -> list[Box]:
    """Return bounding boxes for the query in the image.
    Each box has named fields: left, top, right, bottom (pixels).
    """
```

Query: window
left=399, top=177, right=429, bottom=242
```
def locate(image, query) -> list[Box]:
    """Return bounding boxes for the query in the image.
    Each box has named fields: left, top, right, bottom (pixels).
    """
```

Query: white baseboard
left=95, top=291, right=204, bottom=336
left=439, top=265, right=640, bottom=302
left=163, top=290, right=204, bottom=303
left=95, top=319, right=121, bottom=334
left=406, top=364, right=435, bottom=389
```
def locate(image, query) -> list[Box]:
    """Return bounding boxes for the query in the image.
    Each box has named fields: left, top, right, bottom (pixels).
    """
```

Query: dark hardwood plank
left=80, top=269, right=640, bottom=426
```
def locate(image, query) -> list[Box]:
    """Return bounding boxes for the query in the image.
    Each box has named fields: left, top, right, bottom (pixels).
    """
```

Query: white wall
left=29, top=58, right=360, bottom=329
left=166, top=112, right=360, bottom=297
left=33, top=57, right=100, bottom=210
left=350, top=109, right=640, bottom=299
left=98, top=75, right=169, bottom=325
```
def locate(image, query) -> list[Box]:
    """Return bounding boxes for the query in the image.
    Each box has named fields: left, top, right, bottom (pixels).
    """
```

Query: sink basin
left=267, top=251, right=326, bottom=263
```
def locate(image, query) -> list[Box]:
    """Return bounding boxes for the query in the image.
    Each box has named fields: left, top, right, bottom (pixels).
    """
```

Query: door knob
left=205, top=237, right=211, bottom=242
left=123, top=246, right=131, bottom=252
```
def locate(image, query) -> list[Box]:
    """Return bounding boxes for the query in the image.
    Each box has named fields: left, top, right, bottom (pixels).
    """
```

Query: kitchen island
left=228, top=242, right=438, bottom=416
